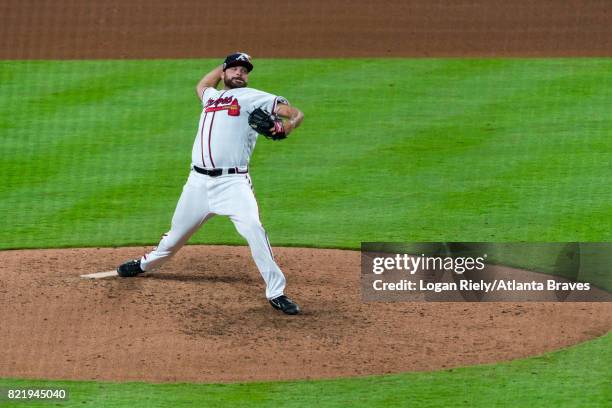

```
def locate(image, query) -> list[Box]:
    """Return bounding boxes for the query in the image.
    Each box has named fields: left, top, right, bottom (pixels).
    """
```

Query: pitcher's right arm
left=195, top=65, right=223, bottom=100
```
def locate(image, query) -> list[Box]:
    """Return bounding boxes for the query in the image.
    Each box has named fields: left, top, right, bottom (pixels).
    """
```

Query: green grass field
left=1, top=58, right=610, bottom=406
left=1, top=59, right=611, bottom=250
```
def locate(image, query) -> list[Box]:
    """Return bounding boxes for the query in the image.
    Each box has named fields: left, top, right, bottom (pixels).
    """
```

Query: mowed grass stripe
left=1, top=59, right=611, bottom=249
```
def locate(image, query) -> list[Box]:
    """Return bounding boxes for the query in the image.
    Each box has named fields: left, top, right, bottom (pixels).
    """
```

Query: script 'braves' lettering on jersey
left=192, top=87, right=289, bottom=169
left=205, top=96, right=240, bottom=116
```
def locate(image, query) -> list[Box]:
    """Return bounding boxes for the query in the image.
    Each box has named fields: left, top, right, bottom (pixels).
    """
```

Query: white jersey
left=191, top=87, right=288, bottom=169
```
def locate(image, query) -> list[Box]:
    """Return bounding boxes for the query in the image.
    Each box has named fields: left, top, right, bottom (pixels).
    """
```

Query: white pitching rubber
left=80, top=270, right=118, bottom=279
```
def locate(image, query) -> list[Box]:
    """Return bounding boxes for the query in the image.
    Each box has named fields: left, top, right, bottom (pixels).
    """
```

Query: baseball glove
left=248, top=108, right=286, bottom=140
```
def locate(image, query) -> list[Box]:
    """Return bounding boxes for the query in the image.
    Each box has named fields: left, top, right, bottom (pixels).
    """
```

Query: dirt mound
left=0, top=245, right=610, bottom=383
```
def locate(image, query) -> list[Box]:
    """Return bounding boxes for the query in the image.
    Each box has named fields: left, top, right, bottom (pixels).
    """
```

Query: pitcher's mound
left=0, top=245, right=610, bottom=383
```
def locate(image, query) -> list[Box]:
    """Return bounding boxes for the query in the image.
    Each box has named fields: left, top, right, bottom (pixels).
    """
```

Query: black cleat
left=117, top=259, right=144, bottom=277
left=269, top=295, right=300, bottom=315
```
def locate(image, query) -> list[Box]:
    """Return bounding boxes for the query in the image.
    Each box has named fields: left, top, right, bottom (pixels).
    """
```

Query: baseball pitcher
left=117, top=52, right=304, bottom=315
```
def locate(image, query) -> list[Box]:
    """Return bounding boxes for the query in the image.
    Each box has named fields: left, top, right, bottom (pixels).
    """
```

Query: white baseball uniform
left=139, top=86, right=289, bottom=299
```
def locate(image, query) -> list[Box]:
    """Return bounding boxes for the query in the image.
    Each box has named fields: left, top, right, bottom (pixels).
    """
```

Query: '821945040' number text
left=4, top=388, right=68, bottom=400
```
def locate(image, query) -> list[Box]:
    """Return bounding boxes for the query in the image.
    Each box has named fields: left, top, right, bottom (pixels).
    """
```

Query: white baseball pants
left=140, top=169, right=286, bottom=299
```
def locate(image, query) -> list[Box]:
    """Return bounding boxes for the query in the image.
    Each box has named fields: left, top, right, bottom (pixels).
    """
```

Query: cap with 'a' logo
left=223, top=52, right=254, bottom=72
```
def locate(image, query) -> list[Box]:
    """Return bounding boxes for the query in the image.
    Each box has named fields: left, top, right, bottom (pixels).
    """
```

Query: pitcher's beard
left=224, top=77, right=247, bottom=89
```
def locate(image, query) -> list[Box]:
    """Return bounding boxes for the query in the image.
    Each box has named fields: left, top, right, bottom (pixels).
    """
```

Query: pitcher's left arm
left=274, top=103, right=304, bottom=136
